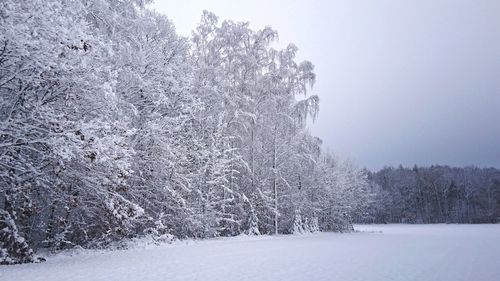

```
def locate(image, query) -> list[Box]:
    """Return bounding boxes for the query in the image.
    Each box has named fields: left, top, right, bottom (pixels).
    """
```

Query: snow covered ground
left=1, top=224, right=499, bottom=281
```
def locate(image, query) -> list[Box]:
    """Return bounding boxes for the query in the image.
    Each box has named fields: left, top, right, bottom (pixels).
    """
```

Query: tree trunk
left=272, top=126, right=278, bottom=235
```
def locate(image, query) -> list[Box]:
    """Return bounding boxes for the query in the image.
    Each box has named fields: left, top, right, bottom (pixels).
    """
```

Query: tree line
left=358, top=165, right=500, bottom=224
left=0, top=0, right=369, bottom=264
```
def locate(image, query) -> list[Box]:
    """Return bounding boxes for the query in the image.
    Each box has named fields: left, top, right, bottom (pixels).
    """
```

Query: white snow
left=1, top=224, right=499, bottom=281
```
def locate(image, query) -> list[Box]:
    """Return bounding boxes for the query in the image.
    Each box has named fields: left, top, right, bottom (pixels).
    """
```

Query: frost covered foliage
left=0, top=209, right=43, bottom=264
left=0, top=0, right=369, bottom=263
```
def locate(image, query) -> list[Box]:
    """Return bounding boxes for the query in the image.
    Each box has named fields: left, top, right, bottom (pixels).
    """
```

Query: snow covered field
left=1, top=224, right=499, bottom=281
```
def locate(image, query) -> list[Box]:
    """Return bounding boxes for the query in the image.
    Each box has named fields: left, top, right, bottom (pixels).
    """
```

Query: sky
left=151, top=0, right=500, bottom=171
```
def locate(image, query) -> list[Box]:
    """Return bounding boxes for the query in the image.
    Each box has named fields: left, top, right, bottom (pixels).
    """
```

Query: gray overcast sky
left=151, top=0, right=500, bottom=171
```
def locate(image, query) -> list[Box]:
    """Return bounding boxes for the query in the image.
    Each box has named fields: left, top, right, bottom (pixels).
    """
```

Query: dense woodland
left=359, top=166, right=500, bottom=224
left=0, top=0, right=370, bottom=264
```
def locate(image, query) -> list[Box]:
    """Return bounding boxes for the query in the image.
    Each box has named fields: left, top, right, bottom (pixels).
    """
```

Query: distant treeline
left=358, top=166, right=500, bottom=224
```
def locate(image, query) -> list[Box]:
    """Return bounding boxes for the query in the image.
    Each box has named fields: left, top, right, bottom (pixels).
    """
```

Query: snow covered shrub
left=308, top=217, right=320, bottom=233
left=98, top=197, right=145, bottom=244
left=292, top=210, right=319, bottom=234
left=246, top=209, right=261, bottom=235
left=0, top=210, right=43, bottom=265
left=142, top=214, right=177, bottom=244
left=292, top=211, right=306, bottom=234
